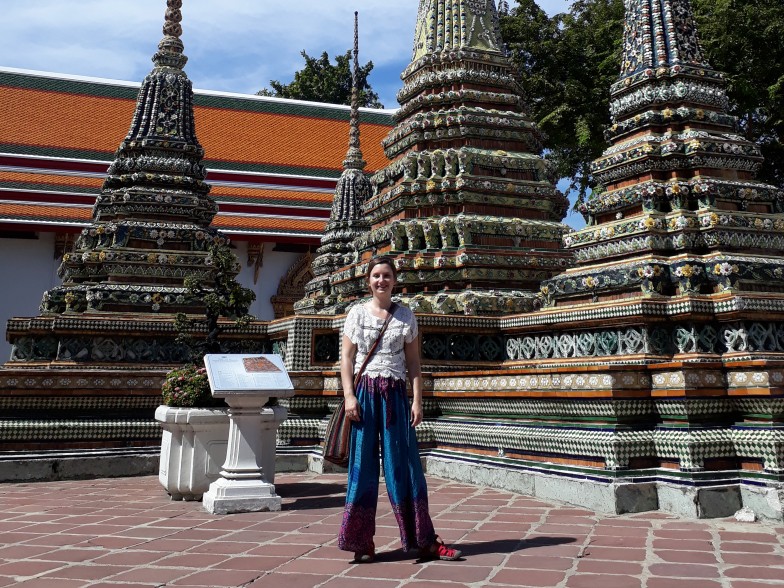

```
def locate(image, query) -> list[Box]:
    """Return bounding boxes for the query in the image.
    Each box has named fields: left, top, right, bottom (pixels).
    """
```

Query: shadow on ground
left=451, top=536, right=575, bottom=557
left=357, top=536, right=577, bottom=564
left=278, top=481, right=347, bottom=510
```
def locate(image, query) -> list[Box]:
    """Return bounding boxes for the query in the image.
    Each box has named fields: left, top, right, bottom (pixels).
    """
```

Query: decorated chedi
left=295, top=12, right=372, bottom=315
left=39, top=0, right=224, bottom=317
left=528, top=0, right=784, bottom=504
left=543, top=0, right=784, bottom=306
left=8, top=0, right=244, bottom=365
left=328, top=0, right=571, bottom=315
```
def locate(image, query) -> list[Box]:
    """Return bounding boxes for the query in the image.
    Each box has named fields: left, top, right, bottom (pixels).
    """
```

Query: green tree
left=500, top=0, right=784, bottom=209
left=691, top=0, right=784, bottom=189
left=258, top=50, right=383, bottom=108
left=500, top=0, right=625, bottom=206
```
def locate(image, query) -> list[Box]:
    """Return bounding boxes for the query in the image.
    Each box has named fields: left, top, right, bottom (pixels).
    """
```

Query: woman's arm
left=341, top=334, right=361, bottom=421
left=404, top=335, right=423, bottom=426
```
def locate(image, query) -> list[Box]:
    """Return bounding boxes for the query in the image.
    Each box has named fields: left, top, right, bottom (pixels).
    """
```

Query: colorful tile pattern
left=305, top=0, right=572, bottom=315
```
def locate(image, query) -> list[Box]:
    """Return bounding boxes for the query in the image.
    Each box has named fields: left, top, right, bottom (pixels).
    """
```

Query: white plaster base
left=656, top=482, right=741, bottom=519
left=201, top=400, right=288, bottom=515
left=203, top=477, right=281, bottom=514
left=422, top=455, right=658, bottom=515
left=155, top=406, right=229, bottom=501
left=739, top=483, right=784, bottom=523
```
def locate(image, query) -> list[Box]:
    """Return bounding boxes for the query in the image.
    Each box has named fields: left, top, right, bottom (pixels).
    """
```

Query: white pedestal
left=203, top=403, right=288, bottom=514
left=155, top=406, right=229, bottom=501
left=202, top=477, right=282, bottom=514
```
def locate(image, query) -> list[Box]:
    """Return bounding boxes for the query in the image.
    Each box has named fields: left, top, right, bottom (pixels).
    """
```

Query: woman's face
left=368, top=263, right=396, bottom=297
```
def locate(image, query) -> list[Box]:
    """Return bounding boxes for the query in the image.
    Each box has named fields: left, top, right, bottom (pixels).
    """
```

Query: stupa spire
left=320, top=0, right=570, bottom=316
left=412, top=0, right=504, bottom=62
left=294, top=11, right=372, bottom=315
left=344, top=11, right=366, bottom=172
left=39, top=0, right=226, bottom=317
left=153, top=0, right=188, bottom=70
left=619, top=0, right=709, bottom=80
left=543, top=0, right=783, bottom=308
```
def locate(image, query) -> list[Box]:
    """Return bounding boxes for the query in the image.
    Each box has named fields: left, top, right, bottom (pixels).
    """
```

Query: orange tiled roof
left=0, top=169, right=103, bottom=190
left=0, top=68, right=395, bottom=241
left=0, top=85, right=392, bottom=174
left=0, top=202, right=92, bottom=225
left=0, top=201, right=327, bottom=239
left=0, top=169, right=334, bottom=208
left=212, top=215, right=325, bottom=235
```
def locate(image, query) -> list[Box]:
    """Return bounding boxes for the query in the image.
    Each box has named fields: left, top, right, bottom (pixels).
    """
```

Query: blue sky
left=0, top=0, right=570, bottom=105
left=1, top=0, right=583, bottom=227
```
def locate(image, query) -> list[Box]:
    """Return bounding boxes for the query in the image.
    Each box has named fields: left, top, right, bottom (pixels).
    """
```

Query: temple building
left=2, top=0, right=783, bottom=521
left=0, top=54, right=393, bottom=360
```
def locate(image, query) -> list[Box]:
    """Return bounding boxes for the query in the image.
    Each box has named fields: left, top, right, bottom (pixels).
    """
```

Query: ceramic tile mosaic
left=653, top=427, right=736, bottom=471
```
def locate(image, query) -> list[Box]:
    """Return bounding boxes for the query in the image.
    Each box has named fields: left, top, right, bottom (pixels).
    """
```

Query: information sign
left=204, top=354, right=293, bottom=393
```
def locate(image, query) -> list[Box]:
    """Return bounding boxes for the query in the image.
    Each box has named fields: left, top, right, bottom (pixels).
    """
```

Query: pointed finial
left=153, top=0, right=188, bottom=70
left=344, top=11, right=366, bottom=171
left=163, top=0, right=183, bottom=39
left=353, top=12, right=360, bottom=91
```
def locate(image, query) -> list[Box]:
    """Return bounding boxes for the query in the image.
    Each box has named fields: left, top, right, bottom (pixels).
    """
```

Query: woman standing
left=337, top=256, right=462, bottom=563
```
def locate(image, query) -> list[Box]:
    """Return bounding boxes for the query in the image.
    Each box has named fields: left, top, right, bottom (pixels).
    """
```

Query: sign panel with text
left=204, top=354, right=293, bottom=393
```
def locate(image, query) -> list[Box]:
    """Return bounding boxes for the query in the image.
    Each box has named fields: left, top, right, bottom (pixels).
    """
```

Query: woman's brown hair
left=366, top=256, right=397, bottom=281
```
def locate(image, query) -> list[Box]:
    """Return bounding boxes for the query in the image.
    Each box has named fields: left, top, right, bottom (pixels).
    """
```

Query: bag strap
left=353, top=303, right=397, bottom=388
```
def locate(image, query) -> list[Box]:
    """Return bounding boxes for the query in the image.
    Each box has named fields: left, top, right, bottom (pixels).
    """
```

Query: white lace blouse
left=343, top=303, right=418, bottom=382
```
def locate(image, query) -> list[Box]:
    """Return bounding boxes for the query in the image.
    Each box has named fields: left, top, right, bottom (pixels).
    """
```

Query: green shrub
left=161, top=364, right=221, bottom=407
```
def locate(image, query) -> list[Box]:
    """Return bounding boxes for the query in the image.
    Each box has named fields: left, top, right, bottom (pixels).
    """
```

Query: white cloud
left=1, top=0, right=570, bottom=107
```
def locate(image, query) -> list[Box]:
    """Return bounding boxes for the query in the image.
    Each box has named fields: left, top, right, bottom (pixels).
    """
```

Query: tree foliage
left=500, top=0, right=784, bottom=208
left=258, top=50, right=383, bottom=108
left=691, top=0, right=784, bottom=189
left=500, top=0, right=625, bottom=205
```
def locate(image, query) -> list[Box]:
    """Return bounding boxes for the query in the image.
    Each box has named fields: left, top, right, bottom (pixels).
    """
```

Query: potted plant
left=161, top=364, right=217, bottom=408
left=156, top=242, right=256, bottom=501
left=156, top=365, right=230, bottom=501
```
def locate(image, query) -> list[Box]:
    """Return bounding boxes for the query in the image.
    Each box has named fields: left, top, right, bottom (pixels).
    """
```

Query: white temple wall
left=0, top=237, right=302, bottom=361
left=230, top=241, right=301, bottom=321
left=0, top=232, right=61, bottom=361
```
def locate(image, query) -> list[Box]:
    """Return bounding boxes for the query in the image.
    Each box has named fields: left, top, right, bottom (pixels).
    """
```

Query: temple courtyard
left=0, top=473, right=782, bottom=587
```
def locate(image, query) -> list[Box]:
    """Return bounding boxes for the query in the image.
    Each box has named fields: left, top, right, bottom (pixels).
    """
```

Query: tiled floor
left=1, top=473, right=783, bottom=587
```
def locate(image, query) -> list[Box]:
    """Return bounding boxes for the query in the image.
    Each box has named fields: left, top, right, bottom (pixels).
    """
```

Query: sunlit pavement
left=1, top=473, right=783, bottom=587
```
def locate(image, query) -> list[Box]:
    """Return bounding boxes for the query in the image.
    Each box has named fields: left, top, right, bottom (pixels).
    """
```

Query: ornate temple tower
left=38, top=0, right=225, bottom=319
left=514, top=0, right=784, bottom=513
left=0, top=0, right=260, bottom=464
left=295, top=12, right=372, bottom=315
left=6, top=0, right=255, bottom=365
left=328, top=0, right=571, bottom=315
left=544, top=0, right=784, bottom=306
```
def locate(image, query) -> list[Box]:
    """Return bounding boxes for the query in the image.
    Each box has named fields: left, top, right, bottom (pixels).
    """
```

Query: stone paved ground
left=0, top=473, right=783, bottom=587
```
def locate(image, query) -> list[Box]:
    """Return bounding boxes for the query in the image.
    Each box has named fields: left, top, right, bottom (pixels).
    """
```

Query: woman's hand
left=341, top=335, right=360, bottom=422
left=345, top=393, right=361, bottom=422
left=410, top=400, right=423, bottom=427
